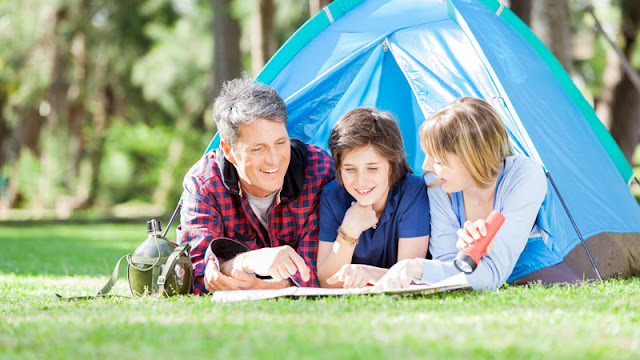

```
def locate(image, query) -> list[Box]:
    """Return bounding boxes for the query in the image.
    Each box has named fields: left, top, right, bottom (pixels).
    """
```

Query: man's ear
left=220, top=139, right=237, bottom=166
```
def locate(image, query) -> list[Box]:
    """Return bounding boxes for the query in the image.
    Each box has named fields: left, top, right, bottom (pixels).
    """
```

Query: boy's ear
left=220, top=139, right=237, bottom=166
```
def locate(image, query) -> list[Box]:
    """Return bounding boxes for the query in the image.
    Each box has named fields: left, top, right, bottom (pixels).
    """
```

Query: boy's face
left=340, top=145, right=392, bottom=213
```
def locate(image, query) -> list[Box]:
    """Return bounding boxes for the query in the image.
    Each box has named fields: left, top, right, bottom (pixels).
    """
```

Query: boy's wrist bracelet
left=338, top=227, right=359, bottom=247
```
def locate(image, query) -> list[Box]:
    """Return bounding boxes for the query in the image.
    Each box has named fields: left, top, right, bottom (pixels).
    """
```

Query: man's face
left=222, top=118, right=291, bottom=198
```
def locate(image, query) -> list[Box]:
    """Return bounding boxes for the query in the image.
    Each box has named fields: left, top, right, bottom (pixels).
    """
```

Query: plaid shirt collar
left=217, top=138, right=308, bottom=203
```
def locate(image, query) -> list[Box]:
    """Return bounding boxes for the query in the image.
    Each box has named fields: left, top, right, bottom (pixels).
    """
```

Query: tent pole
left=163, top=201, right=182, bottom=239
left=545, top=171, right=603, bottom=282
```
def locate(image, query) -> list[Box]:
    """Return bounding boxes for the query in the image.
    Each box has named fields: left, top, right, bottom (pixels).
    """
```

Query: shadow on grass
left=0, top=222, right=164, bottom=277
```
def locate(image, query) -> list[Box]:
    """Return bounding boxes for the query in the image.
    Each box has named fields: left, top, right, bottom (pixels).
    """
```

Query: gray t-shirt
left=244, top=190, right=278, bottom=229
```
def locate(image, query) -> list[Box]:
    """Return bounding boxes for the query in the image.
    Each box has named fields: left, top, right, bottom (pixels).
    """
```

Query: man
left=178, top=78, right=335, bottom=294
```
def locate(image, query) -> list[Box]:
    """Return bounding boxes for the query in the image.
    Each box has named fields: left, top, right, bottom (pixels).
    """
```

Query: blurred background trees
left=0, top=0, right=638, bottom=220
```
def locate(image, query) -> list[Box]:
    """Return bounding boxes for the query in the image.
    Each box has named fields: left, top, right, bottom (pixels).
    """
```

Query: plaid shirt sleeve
left=288, top=144, right=335, bottom=288
left=178, top=159, right=224, bottom=295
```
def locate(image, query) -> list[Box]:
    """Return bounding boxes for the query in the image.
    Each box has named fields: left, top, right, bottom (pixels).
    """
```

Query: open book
left=210, top=273, right=470, bottom=302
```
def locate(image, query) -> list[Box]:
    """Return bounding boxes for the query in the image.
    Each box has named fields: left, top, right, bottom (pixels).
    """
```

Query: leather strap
left=56, top=255, right=130, bottom=301
left=156, top=242, right=191, bottom=296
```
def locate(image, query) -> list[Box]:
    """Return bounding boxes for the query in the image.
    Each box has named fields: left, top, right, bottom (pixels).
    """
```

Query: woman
left=317, top=108, right=430, bottom=288
left=376, top=97, right=578, bottom=291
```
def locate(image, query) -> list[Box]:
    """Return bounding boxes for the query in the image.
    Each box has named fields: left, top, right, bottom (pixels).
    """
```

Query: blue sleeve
left=397, top=175, right=431, bottom=238
left=417, top=159, right=547, bottom=290
left=464, top=159, right=547, bottom=290
left=318, top=180, right=343, bottom=242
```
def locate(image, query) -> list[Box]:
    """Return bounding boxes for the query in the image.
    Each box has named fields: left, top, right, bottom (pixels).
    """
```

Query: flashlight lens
left=454, top=259, right=472, bottom=273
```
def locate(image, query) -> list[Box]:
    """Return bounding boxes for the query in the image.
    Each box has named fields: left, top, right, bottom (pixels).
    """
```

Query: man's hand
left=326, top=264, right=376, bottom=288
left=242, top=246, right=311, bottom=282
left=204, top=259, right=256, bottom=292
left=372, top=259, right=422, bottom=291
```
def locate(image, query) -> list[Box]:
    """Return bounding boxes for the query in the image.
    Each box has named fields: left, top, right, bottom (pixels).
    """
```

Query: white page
left=210, top=272, right=470, bottom=303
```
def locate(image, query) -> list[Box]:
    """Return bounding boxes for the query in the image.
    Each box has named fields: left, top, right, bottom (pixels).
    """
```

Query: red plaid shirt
left=178, top=139, right=335, bottom=295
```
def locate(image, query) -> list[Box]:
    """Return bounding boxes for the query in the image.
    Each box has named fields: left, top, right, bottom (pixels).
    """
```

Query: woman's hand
left=326, top=264, right=379, bottom=288
left=340, top=201, right=379, bottom=240
left=372, top=259, right=422, bottom=291
left=456, top=219, right=494, bottom=255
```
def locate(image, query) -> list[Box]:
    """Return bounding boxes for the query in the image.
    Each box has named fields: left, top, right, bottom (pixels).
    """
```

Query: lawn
left=1, top=223, right=639, bottom=359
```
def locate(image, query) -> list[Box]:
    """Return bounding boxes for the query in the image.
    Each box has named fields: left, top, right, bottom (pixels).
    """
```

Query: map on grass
left=211, top=273, right=471, bottom=302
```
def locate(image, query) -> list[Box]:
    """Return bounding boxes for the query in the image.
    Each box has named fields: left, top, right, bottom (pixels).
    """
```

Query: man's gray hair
left=213, top=77, right=288, bottom=148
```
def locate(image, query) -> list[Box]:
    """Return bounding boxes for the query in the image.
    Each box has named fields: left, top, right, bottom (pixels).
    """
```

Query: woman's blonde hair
left=419, top=97, right=513, bottom=188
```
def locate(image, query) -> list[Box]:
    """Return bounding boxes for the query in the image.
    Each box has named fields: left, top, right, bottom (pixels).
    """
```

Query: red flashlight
left=453, top=211, right=505, bottom=274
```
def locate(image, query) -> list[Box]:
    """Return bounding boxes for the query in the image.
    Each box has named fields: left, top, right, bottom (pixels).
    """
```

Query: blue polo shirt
left=319, top=173, right=430, bottom=268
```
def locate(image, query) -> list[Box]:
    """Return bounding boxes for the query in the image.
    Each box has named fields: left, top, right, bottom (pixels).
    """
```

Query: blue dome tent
left=203, top=0, right=640, bottom=281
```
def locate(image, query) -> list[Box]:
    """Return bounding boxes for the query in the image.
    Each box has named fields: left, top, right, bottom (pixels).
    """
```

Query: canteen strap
left=156, top=242, right=191, bottom=296
left=56, top=255, right=131, bottom=301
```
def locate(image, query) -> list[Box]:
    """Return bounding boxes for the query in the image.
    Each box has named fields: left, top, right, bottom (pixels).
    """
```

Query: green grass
left=1, top=224, right=640, bottom=359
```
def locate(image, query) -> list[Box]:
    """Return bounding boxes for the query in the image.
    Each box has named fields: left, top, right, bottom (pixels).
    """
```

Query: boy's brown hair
left=329, top=107, right=412, bottom=187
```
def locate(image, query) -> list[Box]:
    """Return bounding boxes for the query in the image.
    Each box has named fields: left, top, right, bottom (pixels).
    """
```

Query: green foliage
left=0, top=1, right=52, bottom=127
left=7, top=149, right=41, bottom=208
left=165, top=127, right=212, bottom=206
left=100, top=121, right=173, bottom=204
left=574, top=38, right=608, bottom=99
left=274, top=0, right=310, bottom=47
left=98, top=119, right=209, bottom=206
left=132, top=0, right=212, bottom=117
left=569, top=1, right=620, bottom=101
left=2, top=223, right=640, bottom=359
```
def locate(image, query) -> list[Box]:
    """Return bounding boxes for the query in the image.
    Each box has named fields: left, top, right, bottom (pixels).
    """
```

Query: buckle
left=157, top=275, right=166, bottom=285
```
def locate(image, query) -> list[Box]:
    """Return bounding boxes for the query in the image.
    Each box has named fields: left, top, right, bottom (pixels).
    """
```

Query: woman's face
left=421, top=142, right=474, bottom=194
left=340, top=145, right=392, bottom=212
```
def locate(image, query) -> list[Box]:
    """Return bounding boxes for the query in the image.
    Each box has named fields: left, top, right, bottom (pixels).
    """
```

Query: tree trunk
left=68, top=31, right=87, bottom=191
left=509, top=0, right=533, bottom=26
left=610, top=77, right=640, bottom=163
left=84, top=59, right=112, bottom=208
left=608, top=1, right=640, bottom=164
left=0, top=92, right=7, bottom=169
left=0, top=92, right=7, bottom=214
left=594, top=47, right=621, bottom=130
left=251, top=0, right=275, bottom=76
left=211, top=0, right=242, bottom=96
left=309, top=0, right=331, bottom=17
left=38, top=7, right=72, bottom=212
left=529, top=0, right=572, bottom=73
left=18, top=110, right=43, bottom=156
